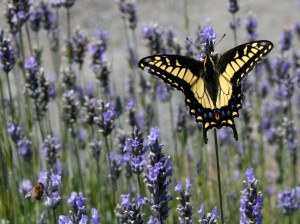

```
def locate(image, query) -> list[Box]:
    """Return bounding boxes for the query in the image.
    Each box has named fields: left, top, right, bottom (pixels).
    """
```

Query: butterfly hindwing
left=216, top=40, right=273, bottom=85
left=185, top=76, right=242, bottom=143
left=138, top=55, right=203, bottom=91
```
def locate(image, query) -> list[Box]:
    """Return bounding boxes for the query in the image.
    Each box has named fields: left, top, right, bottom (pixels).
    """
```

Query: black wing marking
left=138, top=55, right=203, bottom=92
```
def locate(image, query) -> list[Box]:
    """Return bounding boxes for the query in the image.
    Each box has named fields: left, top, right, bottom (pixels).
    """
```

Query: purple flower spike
left=240, top=168, right=263, bottom=224
left=121, top=193, right=131, bottom=208
left=174, top=181, right=182, bottom=192
left=200, top=27, right=216, bottom=41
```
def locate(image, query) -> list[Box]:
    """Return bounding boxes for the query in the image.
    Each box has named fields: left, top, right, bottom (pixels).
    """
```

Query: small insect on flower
left=25, top=183, right=44, bottom=201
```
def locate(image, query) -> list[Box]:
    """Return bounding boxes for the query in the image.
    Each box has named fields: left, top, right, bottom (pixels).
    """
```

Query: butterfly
left=138, top=40, right=273, bottom=143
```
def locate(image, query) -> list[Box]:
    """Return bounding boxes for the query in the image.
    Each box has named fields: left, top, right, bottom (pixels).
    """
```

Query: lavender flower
left=118, top=0, right=138, bottom=30
left=126, top=97, right=137, bottom=128
left=200, top=27, right=216, bottom=58
left=278, top=29, right=293, bottom=53
left=37, top=169, right=62, bottom=209
left=174, top=104, right=189, bottom=133
left=90, top=208, right=101, bottom=224
left=244, top=14, right=258, bottom=41
left=42, top=135, right=61, bottom=168
left=17, top=138, right=33, bottom=161
left=240, top=168, right=264, bottom=224
left=109, top=151, right=124, bottom=181
left=166, top=29, right=181, bottom=54
left=89, top=139, right=102, bottom=161
left=88, top=30, right=110, bottom=93
left=58, top=215, right=73, bottom=224
left=278, top=187, right=300, bottom=216
left=94, top=101, right=116, bottom=137
left=82, top=97, right=98, bottom=126
left=175, top=179, right=193, bottom=224
left=156, top=82, right=172, bottom=102
left=198, top=204, right=219, bottom=224
left=143, top=128, right=173, bottom=223
left=7, top=123, right=23, bottom=143
left=61, top=67, right=77, bottom=90
left=19, top=179, right=33, bottom=194
left=0, top=30, right=15, bottom=73
left=62, top=89, right=79, bottom=125
left=25, top=56, right=40, bottom=99
left=142, top=24, right=167, bottom=55
left=124, top=126, right=147, bottom=175
left=282, top=118, right=298, bottom=158
left=67, top=192, right=87, bottom=222
left=147, top=216, right=160, bottom=224
left=147, top=127, right=160, bottom=144
left=4, top=0, right=31, bottom=34
left=117, top=193, right=145, bottom=224
left=70, top=28, right=89, bottom=68
left=272, top=57, right=291, bottom=83
left=227, top=0, right=239, bottom=14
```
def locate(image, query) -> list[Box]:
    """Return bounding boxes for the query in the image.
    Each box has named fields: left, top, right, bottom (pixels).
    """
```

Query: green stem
left=232, top=13, right=238, bottom=46
left=70, top=125, right=84, bottom=192
left=104, top=135, right=116, bottom=205
left=25, top=24, right=33, bottom=56
left=214, top=129, right=224, bottom=224
left=6, top=72, right=15, bottom=124
left=52, top=209, right=57, bottom=224
left=137, top=175, right=144, bottom=198
left=168, top=100, right=178, bottom=154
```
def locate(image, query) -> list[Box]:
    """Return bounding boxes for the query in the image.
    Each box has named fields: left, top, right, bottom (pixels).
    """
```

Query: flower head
left=228, top=0, right=239, bottom=14
left=94, top=101, right=116, bottom=137
left=244, top=14, right=258, bottom=41
left=278, top=187, right=300, bottom=216
left=117, top=193, right=145, bottom=224
left=17, top=138, right=33, bottom=161
left=198, top=204, right=220, bottom=224
left=0, top=30, right=15, bottom=73
left=240, top=168, right=264, bottom=224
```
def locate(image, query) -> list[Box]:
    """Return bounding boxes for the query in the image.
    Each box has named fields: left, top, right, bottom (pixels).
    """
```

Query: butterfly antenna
left=185, top=37, right=206, bottom=55
left=214, top=34, right=226, bottom=47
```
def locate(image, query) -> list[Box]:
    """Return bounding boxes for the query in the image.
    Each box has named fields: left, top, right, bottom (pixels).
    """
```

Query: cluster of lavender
left=239, top=168, right=264, bottom=224
left=116, top=193, right=145, bottom=223
left=124, top=126, right=147, bottom=175
left=88, top=30, right=110, bottom=94
left=278, top=186, right=300, bottom=216
left=59, top=192, right=100, bottom=224
left=24, top=56, right=56, bottom=119
left=118, top=0, right=138, bottom=31
left=142, top=127, right=173, bottom=223
left=198, top=204, right=220, bottom=224
left=175, top=179, right=193, bottom=223
left=0, top=29, right=15, bottom=74
left=7, top=123, right=33, bottom=161
left=42, top=135, right=61, bottom=170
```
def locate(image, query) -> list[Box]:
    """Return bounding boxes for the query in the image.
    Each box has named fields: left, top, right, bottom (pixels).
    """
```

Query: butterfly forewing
left=138, top=55, right=203, bottom=91
left=216, top=40, right=273, bottom=85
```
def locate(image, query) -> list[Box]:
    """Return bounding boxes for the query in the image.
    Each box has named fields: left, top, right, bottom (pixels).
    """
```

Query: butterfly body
left=139, top=40, right=273, bottom=143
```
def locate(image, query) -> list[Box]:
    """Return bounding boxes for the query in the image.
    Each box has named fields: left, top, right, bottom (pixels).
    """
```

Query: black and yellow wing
left=138, top=55, right=203, bottom=92
left=216, top=40, right=273, bottom=85
left=138, top=40, right=273, bottom=143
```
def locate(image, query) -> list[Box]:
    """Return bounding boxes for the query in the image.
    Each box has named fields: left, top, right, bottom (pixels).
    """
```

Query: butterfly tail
left=231, top=120, right=238, bottom=141
left=202, top=126, right=209, bottom=144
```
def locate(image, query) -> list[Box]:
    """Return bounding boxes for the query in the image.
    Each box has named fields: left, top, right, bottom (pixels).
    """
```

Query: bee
left=25, top=183, right=44, bottom=201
